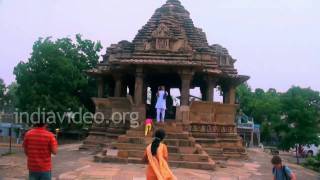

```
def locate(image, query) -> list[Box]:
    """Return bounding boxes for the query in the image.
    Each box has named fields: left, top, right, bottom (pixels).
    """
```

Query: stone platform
left=79, top=97, right=133, bottom=151
left=188, top=102, right=248, bottom=161
left=79, top=122, right=128, bottom=151
left=94, top=121, right=216, bottom=170
left=81, top=98, right=248, bottom=171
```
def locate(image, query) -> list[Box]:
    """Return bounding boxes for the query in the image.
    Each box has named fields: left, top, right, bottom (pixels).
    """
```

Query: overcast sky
left=0, top=0, right=319, bottom=92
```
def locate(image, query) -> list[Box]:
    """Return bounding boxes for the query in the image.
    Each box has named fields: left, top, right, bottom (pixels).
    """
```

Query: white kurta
left=155, top=90, right=167, bottom=110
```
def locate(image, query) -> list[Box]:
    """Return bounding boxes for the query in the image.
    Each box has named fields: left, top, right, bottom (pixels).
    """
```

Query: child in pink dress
left=145, top=118, right=153, bottom=136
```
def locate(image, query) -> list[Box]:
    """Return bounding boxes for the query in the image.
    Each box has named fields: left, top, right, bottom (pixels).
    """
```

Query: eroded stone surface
left=0, top=144, right=319, bottom=180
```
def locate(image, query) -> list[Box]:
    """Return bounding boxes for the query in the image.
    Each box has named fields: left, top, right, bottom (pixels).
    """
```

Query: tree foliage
left=0, top=78, right=5, bottom=108
left=237, top=85, right=320, bottom=148
left=4, top=82, right=18, bottom=112
left=0, top=80, right=19, bottom=112
left=14, top=35, right=102, bottom=129
left=237, top=84, right=282, bottom=143
left=277, top=87, right=320, bottom=150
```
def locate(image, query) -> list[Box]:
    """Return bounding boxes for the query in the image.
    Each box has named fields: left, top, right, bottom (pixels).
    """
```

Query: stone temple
left=81, top=0, right=250, bottom=170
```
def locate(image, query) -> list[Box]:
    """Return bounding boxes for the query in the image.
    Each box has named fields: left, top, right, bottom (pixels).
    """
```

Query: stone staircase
left=191, top=132, right=248, bottom=160
left=94, top=121, right=216, bottom=170
left=79, top=121, right=129, bottom=151
left=79, top=97, right=133, bottom=151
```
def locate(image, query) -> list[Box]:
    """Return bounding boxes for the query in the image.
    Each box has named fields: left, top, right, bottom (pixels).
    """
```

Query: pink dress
left=145, top=118, right=153, bottom=125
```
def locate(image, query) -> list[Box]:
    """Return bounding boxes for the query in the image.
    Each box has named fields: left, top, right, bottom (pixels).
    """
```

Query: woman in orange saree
left=143, top=129, right=176, bottom=180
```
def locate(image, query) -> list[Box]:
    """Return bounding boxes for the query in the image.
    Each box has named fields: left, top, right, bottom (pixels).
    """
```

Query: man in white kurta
left=155, top=89, right=167, bottom=122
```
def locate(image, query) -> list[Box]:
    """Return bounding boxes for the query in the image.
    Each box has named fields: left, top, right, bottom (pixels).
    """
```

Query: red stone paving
left=0, top=144, right=319, bottom=180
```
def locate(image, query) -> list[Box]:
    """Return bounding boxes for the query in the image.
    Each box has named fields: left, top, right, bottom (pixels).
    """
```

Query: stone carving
left=143, top=23, right=172, bottom=51
left=156, top=39, right=170, bottom=50
left=152, top=23, right=171, bottom=38
left=190, top=124, right=236, bottom=134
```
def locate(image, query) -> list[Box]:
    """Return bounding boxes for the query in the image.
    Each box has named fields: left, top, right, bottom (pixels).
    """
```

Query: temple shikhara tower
left=82, top=0, right=250, bottom=170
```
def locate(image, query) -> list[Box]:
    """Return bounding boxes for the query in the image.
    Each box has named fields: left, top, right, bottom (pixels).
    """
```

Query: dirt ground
left=0, top=143, right=319, bottom=180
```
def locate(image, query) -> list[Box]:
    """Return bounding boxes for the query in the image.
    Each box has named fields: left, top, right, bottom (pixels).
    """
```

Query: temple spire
left=166, top=0, right=182, bottom=5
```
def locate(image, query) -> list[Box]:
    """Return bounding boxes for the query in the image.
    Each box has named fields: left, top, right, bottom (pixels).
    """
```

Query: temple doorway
left=145, top=72, right=181, bottom=120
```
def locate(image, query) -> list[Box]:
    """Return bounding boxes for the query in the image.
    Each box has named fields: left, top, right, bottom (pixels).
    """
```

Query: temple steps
left=194, top=138, right=242, bottom=144
left=113, top=143, right=180, bottom=153
left=80, top=144, right=104, bottom=151
left=94, top=156, right=215, bottom=170
left=90, top=127, right=127, bottom=134
left=190, top=126, right=248, bottom=160
left=222, top=147, right=248, bottom=159
left=80, top=127, right=128, bottom=151
left=204, top=147, right=224, bottom=155
left=203, top=147, right=228, bottom=161
left=165, top=139, right=196, bottom=147
left=117, top=137, right=196, bottom=148
left=201, top=146, right=248, bottom=160
left=84, top=132, right=126, bottom=141
left=223, top=147, right=246, bottom=153
left=94, top=123, right=216, bottom=170
left=80, top=140, right=109, bottom=151
left=117, top=149, right=210, bottom=162
left=153, top=121, right=188, bottom=132
left=82, top=139, right=110, bottom=145
left=125, top=131, right=190, bottom=139
left=191, top=132, right=239, bottom=139
left=84, top=123, right=248, bottom=162
left=113, top=143, right=198, bottom=154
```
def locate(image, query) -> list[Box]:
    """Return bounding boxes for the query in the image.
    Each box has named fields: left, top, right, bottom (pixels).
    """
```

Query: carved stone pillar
left=206, top=77, right=217, bottom=102
left=200, top=85, right=207, bottom=101
left=128, top=81, right=135, bottom=97
left=207, top=83, right=214, bottom=102
left=150, top=85, right=158, bottom=117
left=151, top=86, right=157, bottom=107
left=180, top=72, right=193, bottom=106
left=113, top=74, right=122, bottom=97
left=134, top=68, right=144, bottom=105
left=223, top=85, right=236, bottom=104
left=97, top=77, right=105, bottom=98
left=143, top=83, right=148, bottom=104
left=223, top=87, right=230, bottom=104
left=121, top=82, right=127, bottom=97
left=229, top=85, right=236, bottom=104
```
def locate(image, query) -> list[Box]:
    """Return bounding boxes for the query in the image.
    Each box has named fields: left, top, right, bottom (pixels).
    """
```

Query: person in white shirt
left=155, top=86, right=168, bottom=123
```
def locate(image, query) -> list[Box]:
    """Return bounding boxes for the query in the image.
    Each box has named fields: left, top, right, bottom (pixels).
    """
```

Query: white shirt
left=155, top=90, right=167, bottom=109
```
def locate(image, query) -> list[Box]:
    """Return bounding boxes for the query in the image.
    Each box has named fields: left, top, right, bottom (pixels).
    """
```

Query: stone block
left=118, top=136, right=129, bottom=143
left=118, top=150, right=129, bottom=158
left=178, top=139, right=194, bottom=147
left=181, top=154, right=208, bottom=162
left=180, top=106, right=190, bottom=124
left=103, top=156, right=128, bottom=164
left=179, top=147, right=196, bottom=154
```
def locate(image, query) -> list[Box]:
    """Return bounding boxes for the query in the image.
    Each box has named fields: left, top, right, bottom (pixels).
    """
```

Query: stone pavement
left=0, top=144, right=319, bottom=180
left=0, top=143, right=23, bottom=156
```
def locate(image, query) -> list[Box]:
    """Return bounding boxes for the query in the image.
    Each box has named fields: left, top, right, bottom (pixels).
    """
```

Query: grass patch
left=0, top=152, right=16, bottom=157
left=302, top=156, right=320, bottom=172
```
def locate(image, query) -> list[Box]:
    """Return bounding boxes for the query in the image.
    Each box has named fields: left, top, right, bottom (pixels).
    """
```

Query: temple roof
left=93, top=0, right=248, bottom=80
left=132, top=0, right=210, bottom=51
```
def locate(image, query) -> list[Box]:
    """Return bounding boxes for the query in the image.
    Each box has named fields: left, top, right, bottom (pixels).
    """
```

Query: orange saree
left=144, top=143, right=176, bottom=180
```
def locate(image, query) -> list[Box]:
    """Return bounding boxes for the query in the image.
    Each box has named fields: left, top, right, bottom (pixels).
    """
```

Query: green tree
left=237, top=84, right=282, bottom=144
left=14, top=35, right=102, bottom=129
left=277, top=87, right=320, bottom=152
left=0, top=78, right=5, bottom=110
left=236, top=83, right=252, bottom=114
left=3, top=82, right=18, bottom=112
left=237, top=84, right=320, bottom=152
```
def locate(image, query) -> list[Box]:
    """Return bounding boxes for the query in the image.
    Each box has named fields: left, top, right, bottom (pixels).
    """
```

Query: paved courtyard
left=0, top=143, right=319, bottom=180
